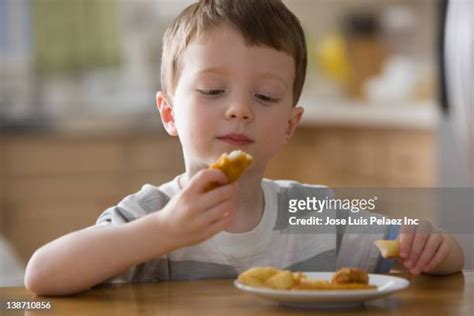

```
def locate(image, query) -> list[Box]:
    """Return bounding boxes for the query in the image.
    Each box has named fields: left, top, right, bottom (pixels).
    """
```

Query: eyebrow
left=196, top=67, right=290, bottom=90
left=196, top=67, right=230, bottom=76
left=257, top=72, right=290, bottom=90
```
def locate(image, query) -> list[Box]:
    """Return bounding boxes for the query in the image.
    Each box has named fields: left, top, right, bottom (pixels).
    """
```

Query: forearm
left=25, top=213, right=174, bottom=296
left=426, top=234, right=464, bottom=275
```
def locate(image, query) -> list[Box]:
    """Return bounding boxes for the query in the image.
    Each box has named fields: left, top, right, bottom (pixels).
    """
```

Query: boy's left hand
left=398, top=221, right=450, bottom=275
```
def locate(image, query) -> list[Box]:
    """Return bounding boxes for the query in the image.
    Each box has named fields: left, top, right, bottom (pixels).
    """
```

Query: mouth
left=216, top=133, right=254, bottom=146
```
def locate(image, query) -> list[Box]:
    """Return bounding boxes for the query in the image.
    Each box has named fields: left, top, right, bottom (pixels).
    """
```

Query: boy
left=25, top=0, right=464, bottom=296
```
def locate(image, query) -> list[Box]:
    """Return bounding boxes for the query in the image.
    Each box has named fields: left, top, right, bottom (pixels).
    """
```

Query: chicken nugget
left=328, top=283, right=377, bottom=290
left=206, top=150, right=252, bottom=191
left=374, top=239, right=400, bottom=259
left=331, top=267, right=369, bottom=284
left=292, top=279, right=332, bottom=290
left=264, top=270, right=295, bottom=290
left=292, top=271, right=307, bottom=285
left=293, top=280, right=376, bottom=291
left=238, top=266, right=280, bottom=288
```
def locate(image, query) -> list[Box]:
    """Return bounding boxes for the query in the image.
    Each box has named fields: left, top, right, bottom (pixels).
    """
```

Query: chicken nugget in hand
left=374, top=240, right=401, bottom=259
left=205, top=150, right=252, bottom=191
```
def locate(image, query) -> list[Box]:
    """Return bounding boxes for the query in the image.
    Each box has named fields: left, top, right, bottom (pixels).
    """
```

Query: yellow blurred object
left=264, top=271, right=295, bottom=290
left=205, top=150, right=252, bottom=191
left=374, top=240, right=400, bottom=258
left=33, top=0, right=122, bottom=75
left=238, top=266, right=377, bottom=291
left=316, top=34, right=352, bottom=84
left=238, top=266, right=280, bottom=288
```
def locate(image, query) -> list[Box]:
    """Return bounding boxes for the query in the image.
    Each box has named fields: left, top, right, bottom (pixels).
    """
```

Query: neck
left=180, top=167, right=265, bottom=233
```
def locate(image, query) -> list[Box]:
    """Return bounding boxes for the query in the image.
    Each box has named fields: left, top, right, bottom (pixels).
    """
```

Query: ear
left=156, top=91, right=178, bottom=136
left=284, top=106, right=303, bottom=143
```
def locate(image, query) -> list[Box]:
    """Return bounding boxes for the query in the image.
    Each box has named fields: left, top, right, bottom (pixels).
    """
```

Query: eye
left=198, top=89, right=225, bottom=96
left=255, top=94, right=278, bottom=103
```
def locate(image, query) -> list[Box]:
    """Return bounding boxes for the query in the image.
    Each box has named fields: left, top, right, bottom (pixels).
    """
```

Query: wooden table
left=1, top=272, right=473, bottom=315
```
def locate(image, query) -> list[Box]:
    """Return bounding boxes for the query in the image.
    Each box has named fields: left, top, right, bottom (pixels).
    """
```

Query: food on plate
left=293, top=280, right=376, bottom=290
left=238, top=267, right=376, bottom=291
left=206, top=150, right=253, bottom=191
left=374, top=239, right=400, bottom=258
left=237, top=266, right=280, bottom=288
left=264, top=271, right=295, bottom=290
left=237, top=267, right=306, bottom=290
left=331, top=267, right=369, bottom=284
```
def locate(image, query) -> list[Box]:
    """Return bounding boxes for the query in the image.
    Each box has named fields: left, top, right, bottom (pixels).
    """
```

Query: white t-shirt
left=94, top=177, right=397, bottom=283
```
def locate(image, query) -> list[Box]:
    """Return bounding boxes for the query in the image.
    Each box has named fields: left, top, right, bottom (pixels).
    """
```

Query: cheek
left=258, top=112, right=289, bottom=145
left=174, top=101, right=217, bottom=139
left=263, top=110, right=289, bottom=133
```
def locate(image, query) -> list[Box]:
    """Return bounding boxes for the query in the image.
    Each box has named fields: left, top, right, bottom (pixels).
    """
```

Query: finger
left=423, top=237, right=451, bottom=272
left=186, top=169, right=228, bottom=193
left=406, top=220, right=433, bottom=264
left=405, top=231, right=429, bottom=270
left=180, top=184, right=237, bottom=223
left=200, top=200, right=234, bottom=224
left=207, top=212, right=234, bottom=235
left=398, top=225, right=416, bottom=259
left=188, top=183, right=237, bottom=215
left=204, top=182, right=237, bottom=205
left=411, top=233, right=443, bottom=274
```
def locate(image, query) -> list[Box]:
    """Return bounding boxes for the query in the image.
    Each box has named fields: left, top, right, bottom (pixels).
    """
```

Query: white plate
left=234, top=272, right=409, bottom=309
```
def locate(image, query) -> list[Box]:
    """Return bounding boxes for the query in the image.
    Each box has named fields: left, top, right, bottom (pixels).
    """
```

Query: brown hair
left=161, top=0, right=307, bottom=105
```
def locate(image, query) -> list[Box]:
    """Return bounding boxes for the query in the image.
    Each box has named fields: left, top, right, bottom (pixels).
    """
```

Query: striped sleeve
left=95, top=185, right=171, bottom=227
left=91, top=185, right=171, bottom=284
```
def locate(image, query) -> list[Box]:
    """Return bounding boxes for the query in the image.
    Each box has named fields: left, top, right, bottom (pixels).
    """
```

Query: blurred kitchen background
left=0, top=0, right=472, bottom=285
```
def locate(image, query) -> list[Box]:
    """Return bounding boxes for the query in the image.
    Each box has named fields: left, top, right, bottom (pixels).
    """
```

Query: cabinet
left=0, top=132, right=183, bottom=262
left=266, top=127, right=436, bottom=187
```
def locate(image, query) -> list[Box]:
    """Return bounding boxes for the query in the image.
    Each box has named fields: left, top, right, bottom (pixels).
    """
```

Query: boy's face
left=157, top=24, right=303, bottom=172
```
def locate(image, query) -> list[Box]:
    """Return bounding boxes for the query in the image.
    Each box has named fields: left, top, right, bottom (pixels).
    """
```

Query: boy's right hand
left=155, top=169, right=238, bottom=249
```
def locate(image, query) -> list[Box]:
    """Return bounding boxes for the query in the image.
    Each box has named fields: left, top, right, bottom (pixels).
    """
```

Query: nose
left=225, top=99, right=253, bottom=121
